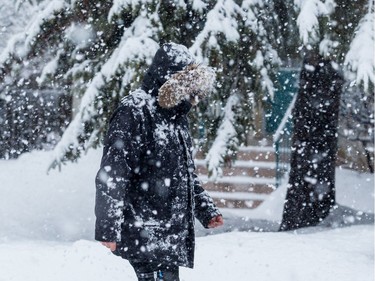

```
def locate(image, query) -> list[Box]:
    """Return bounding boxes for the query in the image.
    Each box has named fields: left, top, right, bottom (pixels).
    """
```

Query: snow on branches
left=190, top=0, right=242, bottom=62
left=1, top=0, right=280, bottom=169
left=0, top=0, right=67, bottom=64
left=49, top=6, right=160, bottom=170
left=344, top=9, right=375, bottom=93
left=108, top=0, right=155, bottom=21
left=295, top=0, right=336, bottom=46
left=205, top=94, right=240, bottom=180
left=294, top=0, right=374, bottom=95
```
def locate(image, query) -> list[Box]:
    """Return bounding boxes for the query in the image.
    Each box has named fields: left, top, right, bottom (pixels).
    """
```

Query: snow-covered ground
left=0, top=149, right=374, bottom=281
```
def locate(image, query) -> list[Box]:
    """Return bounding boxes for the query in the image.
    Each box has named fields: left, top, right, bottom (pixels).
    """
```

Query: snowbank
left=0, top=226, right=373, bottom=281
left=0, top=150, right=101, bottom=241
left=0, top=149, right=374, bottom=281
left=0, top=149, right=373, bottom=241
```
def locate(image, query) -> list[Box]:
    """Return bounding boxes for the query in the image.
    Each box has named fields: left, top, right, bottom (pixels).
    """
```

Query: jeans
left=129, top=260, right=180, bottom=281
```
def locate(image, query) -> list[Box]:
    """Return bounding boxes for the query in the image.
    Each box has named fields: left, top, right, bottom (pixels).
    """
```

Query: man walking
left=95, top=43, right=223, bottom=281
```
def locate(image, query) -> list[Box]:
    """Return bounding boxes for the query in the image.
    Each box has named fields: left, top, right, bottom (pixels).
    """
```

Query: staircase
left=195, top=146, right=277, bottom=209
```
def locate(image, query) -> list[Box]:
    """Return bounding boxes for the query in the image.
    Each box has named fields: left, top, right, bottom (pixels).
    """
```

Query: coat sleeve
left=193, top=173, right=222, bottom=228
left=95, top=105, right=144, bottom=242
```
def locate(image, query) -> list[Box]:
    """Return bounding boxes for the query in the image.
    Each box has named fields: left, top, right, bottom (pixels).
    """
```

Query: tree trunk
left=279, top=52, right=344, bottom=231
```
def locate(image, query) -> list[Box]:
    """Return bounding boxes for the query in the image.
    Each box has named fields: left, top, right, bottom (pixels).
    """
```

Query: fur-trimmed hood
left=158, top=64, right=215, bottom=108
left=141, top=43, right=215, bottom=109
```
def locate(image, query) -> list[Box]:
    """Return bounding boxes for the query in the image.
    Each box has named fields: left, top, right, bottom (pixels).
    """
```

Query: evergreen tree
left=0, top=1, right=36, bottom=52
left=279, top=0, right=374, bottom=230
left=339, top=2, right=374, bottom=172
left=0, top=0, right=281, bottom=172
left=280, top=52, right=343, bottom=231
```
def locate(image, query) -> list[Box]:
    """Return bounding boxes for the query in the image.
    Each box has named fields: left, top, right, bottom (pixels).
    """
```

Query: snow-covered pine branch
left=190, top=0, right=242, bottom=62
left=241, top=0, right=264, bottom=32
left=192, top=0, right=208, bottom=13
left=0, top=33, right=26, bottom=64
left=0, top=1, right=36, bottom=53
left=295, top=0, right=336, bottom=46
left=254, top=49, right=278, bottom=100
left=1, top=0, right=282, bottom=167
left=205, top=94, right=240, bottom=180
left=108, top=0, right=155, bottom=21
left=189, top=0, right=279, bottom=175
left=49, top=7, right=160, bottom=170
left=242, top=1, right=280, bottom=100
left=36, top=50, right=64, bottom=85
left=15, top=0, right=38, bottom=11
left=0, top=0, right=67, bottom=64
left=344, top=9, right=375, bottom=93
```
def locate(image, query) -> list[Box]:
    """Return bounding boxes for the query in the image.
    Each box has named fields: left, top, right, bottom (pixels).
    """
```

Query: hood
left=142, top=43, right=195, bottom=97
left=141, top=43, right=215, bottom=113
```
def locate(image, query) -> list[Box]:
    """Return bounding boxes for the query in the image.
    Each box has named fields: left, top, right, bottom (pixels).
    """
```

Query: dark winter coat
left=95, top=43, right=221, bottom=268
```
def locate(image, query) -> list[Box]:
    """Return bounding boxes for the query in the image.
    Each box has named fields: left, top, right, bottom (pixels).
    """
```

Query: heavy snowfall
left=0, top=1, right=374, bottom=281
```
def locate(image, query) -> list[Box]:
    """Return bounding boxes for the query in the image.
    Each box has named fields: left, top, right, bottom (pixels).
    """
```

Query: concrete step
left=201, top=180, right=275, bottom=194
left=208, top=189, right=269, bottom=209
left=195, top=159, right=276, bottom=178
left=199, top=175, right=275, bottom=209
left=236, top=146, right=276, bottom=162
left=194, top=146, right=276, bottom=162
left=195, top=146, right=277, bottom=209
left=199, top=175, right=275, bottom=187
left=213, top=198, right=263, bottom=209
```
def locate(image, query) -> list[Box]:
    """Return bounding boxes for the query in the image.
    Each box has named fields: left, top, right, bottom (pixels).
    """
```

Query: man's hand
left=207, top=215, right=224, bottom=228
left=101, top=242, right=117, bottom=251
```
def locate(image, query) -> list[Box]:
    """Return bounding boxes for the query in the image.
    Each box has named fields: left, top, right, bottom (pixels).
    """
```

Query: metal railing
left=273, top=94, right=297, bottom=188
